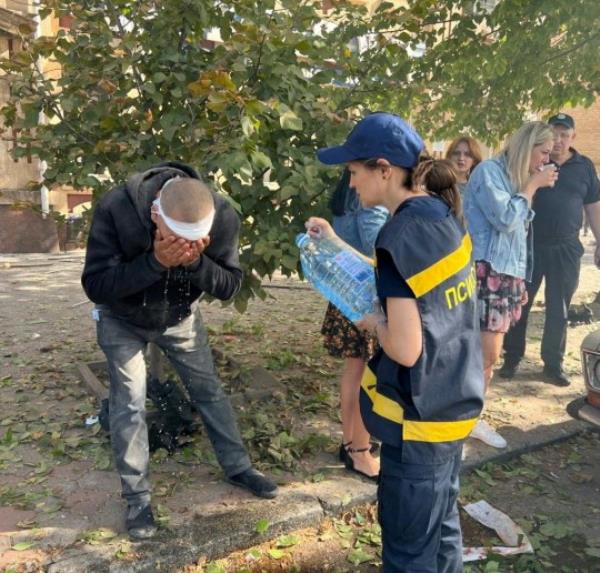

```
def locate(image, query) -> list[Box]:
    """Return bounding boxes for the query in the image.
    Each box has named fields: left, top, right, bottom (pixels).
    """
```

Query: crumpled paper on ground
left=462, top=500, right=534, bottom=562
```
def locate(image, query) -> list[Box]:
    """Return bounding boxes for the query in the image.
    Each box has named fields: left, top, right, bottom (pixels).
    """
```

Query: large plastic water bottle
left=296, top=233, right=377, bottom=322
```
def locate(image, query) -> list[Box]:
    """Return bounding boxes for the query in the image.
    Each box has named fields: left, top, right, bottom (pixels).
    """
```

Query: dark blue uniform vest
left=360, top=201, right=485, bottom=464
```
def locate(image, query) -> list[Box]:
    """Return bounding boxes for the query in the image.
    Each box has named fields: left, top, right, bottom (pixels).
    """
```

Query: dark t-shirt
left=532, top=148, right=600, bottom=243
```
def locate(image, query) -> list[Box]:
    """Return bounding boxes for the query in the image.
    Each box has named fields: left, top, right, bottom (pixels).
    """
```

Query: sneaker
left=543, top=366, right=571, bottom=387
left=227, top=468, right=279, bottom=499
left=469, top=419, right=507, bottom=449
left=498, top=360, right=519, bottom=379
left=126, top=503, right=157, bottom=540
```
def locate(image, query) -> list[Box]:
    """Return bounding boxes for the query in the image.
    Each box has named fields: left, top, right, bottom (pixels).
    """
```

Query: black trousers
left=503, top=238, right=584, bottom=370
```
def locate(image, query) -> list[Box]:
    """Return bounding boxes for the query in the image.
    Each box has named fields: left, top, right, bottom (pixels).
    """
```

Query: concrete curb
left=462, top=417, right=592, bottom=472
left=45, top=418, right=596, bottom=573
left=46, top=479, right=376, bottom=573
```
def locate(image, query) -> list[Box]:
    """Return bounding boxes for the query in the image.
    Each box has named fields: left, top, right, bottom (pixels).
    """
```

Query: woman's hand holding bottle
left=305, top=217, right=336, bottom=240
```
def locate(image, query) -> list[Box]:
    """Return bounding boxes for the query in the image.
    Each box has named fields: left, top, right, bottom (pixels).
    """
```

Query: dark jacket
left=81, top=161, right=243, bottom=330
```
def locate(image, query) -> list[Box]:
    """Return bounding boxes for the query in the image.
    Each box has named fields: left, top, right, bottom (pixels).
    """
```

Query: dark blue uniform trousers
left=378, top=444, right=463, bottom=573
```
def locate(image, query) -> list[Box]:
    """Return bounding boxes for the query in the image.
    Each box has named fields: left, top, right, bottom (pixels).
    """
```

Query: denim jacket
left=332, top=190, right=388, bottom=256
left=463, top=155, right=534, bottom=280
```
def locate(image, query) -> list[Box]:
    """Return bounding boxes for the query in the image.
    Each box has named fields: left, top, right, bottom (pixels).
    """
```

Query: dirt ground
left=183, top=430, right=600, bottom=573
left=0, top=233, right=599, bottom=572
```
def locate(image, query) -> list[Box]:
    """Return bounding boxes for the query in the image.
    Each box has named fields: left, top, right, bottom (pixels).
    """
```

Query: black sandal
left=339, top=441, right=380, bottom=463
left=345, top=446, right=379, bottom=482
left=338, top=441, right=352, bottom=462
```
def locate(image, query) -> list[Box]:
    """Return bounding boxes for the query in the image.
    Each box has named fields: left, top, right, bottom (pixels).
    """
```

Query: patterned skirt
left=476, top=261, right=526, bottom=334
left=321, top=303, right=378, bottom=361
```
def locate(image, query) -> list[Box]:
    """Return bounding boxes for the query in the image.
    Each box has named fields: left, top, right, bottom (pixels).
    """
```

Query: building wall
left=0, top=205, right=59, bottom=253
left=0, top=35, right=41, bottom=203
left=566, top=101, right=600, bottom=170
left=48, top=187, right=92, bottom=215
left=0, top=3, right=62, bottom=251
left=2, top=0, right=34, bottom=13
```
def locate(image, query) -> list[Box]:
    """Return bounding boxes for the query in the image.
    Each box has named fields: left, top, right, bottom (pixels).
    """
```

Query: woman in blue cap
left=306, top=112, right=484, bottom=572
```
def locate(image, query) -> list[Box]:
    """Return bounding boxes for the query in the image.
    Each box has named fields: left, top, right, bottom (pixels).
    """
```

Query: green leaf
left=334, top=521, right=354, bottom=540
left=94, top=448, right=112, bottom=470
left=267, top=548, right=286, bottom=559
left=250, top=151, right=272, bottom=170
left=255, top=518, right=270, bottom=534
left=234, top=296, right=248, bottom=314
left=276, top=534, right=299, bottom=548
left=347, top=547, right=373, bottom=565
left=205, top=563, right=226, bottom=573
left=584, top=547, right=600, bottom=558
left=246, top=548, right=263, bottom=560
left=241, top=115, right=255, bottom=137
left=281, top=254, right=298, bottom=271
left=539, top=521, right=573, bottom=539
left=279, top=110, right=303, bottom=131
left=12, top=541, right=37, bottom=551
left=80, top=528, right=118, bottom=545
left=115, top=541, right=133, bottom=560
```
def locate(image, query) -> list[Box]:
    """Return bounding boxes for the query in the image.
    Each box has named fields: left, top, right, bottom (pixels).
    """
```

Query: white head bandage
left=152, top=192, right=215, bottom=241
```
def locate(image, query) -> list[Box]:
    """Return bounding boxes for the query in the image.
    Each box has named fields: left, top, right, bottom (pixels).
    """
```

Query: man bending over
left=82, top=162, right=278, bottom=540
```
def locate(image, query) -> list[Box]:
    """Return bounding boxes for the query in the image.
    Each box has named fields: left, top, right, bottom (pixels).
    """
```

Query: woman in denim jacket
left=321, top=168, right=388, bottom=480
left=463, top=122, right=557, bottom=448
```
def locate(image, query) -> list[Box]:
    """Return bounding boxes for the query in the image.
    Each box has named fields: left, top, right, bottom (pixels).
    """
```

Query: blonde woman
left=463, top=122, right=558, bottom=448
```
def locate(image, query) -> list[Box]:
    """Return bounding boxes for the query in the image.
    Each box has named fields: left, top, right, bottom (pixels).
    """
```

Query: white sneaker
left=469, top=419, right=507, bottom=449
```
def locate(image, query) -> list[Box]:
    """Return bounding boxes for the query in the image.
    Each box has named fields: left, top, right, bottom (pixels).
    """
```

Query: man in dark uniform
left=500, top=113, right=600, bottom=386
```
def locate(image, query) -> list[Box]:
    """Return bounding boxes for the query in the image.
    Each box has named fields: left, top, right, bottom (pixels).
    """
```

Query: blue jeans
left=378, top=444, right=463, bottom=573
left=96, top=308, right=251, bottom=505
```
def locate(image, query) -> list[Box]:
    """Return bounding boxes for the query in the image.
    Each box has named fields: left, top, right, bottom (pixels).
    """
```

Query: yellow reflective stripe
left=361, top=367, right=404, bottom=424
left=403, top=417, right=478, bottom=443
left=406, top=233, right=472, bottom=298
left=362, top=367, right=477, bottom=443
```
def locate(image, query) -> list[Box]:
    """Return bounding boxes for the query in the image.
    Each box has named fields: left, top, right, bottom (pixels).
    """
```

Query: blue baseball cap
left=317, top=112, right=424, bottom=168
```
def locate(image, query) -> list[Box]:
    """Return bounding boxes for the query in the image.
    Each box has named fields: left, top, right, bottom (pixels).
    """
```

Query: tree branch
left=540, top=30, right=600, bottom=65
left=248, top=2, right=277, bottom=87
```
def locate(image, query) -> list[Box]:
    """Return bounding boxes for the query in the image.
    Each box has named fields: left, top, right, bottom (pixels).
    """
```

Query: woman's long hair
left=445, top=135, right=483, bottom=178
left=329, top=168, right=352, bottom=216
left=503, top=122, right=554, bottom=193
left=413, top=157, right=463, bottom=222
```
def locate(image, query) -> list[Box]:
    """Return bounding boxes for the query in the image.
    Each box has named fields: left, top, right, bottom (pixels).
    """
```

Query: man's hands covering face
left=153, top=229, right=211, bottom=268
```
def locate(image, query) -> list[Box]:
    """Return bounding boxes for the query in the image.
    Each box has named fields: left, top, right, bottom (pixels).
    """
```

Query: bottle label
left=334, top=251, right=371, bottom=282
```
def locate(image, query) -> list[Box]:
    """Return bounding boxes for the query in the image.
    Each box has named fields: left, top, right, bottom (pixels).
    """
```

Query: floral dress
left=476, top=261, right=526, bottom=333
